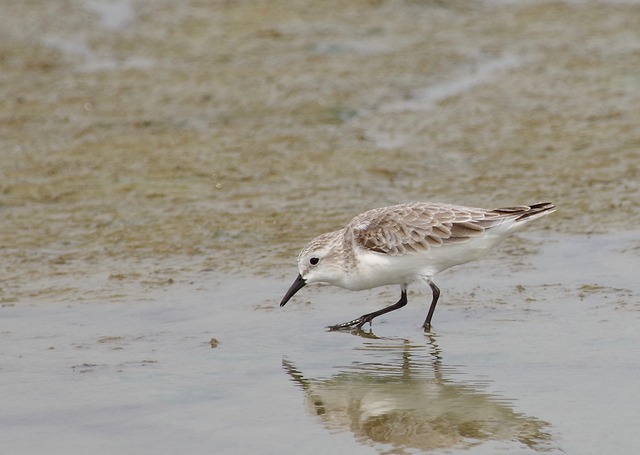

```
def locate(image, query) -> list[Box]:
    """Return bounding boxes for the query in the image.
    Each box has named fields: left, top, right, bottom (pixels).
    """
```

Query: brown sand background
left=1, top=0, right=639, bottom=303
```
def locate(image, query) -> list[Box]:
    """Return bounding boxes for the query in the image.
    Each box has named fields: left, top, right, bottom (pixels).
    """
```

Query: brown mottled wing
left=348, top=202, right=504, bottom=256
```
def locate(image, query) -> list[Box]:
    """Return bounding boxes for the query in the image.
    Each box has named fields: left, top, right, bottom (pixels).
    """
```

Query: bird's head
left=280, top=231, right=345, bottom=307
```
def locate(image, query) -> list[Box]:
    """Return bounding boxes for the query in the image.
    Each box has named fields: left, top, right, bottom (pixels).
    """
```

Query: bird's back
left=344, top=201, right=555, bottom=284
left=349, top=202, right=553, bottom=254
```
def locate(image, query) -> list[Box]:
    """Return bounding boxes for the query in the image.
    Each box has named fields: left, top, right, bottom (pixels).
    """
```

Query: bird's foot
left=327, top=315, right=371, bottom=331
left=422, top=322, right=433, bottom=332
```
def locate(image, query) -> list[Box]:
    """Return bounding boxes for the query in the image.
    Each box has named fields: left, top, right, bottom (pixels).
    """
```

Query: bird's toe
left=327, top=318, right=363, bottom=331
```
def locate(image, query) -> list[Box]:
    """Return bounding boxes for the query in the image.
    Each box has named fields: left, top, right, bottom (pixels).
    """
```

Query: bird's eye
left=309, top=257, right=319, bottom=265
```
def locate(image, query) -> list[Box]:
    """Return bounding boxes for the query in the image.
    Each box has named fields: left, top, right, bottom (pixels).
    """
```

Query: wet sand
left=1, top=0, right=640, bottom=454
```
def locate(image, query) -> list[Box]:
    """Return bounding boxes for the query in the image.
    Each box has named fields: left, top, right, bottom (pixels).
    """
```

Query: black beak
left=280, top=274, right=306, bottom=307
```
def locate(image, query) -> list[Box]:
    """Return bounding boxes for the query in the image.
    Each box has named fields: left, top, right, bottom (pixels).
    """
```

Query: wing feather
left=349, top=201, right=555, bottom=256
left=348, top=202, right=501, bottom=256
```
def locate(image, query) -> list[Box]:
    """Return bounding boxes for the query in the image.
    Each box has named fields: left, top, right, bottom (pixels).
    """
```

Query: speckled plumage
left=349, top=202, right=534, bottom=254
left=281, top=201, right=555, bottom=331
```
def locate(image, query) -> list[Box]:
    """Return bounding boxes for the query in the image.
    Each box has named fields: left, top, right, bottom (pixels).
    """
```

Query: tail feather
left=494, top=202, right=556, bottom=223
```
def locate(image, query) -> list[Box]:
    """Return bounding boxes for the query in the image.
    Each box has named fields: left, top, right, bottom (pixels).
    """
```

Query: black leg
left=423, top=281, right=440, bottom=331
left=328, top=290, right=408, bottom=331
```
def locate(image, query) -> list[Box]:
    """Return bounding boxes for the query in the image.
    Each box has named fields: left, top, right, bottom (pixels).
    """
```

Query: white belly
left=341, top=234, right=507, bottom=290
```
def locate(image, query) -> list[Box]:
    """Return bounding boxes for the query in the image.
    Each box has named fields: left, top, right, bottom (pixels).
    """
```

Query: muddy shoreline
left=1, top=0, right=639, bottom=304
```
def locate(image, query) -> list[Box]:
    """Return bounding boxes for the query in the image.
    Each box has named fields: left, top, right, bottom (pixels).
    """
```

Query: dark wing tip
left=516, top=202, right=556, bottom=221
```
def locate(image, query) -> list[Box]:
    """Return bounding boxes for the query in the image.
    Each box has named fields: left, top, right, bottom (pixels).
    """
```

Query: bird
left=279, top=201, right=555, bottom=331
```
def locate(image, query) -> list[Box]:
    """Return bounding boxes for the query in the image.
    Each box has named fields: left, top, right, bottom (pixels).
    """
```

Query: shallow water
left=1, top=0, right=640, bottom=454
left=2, top=233, right=640, bottom=454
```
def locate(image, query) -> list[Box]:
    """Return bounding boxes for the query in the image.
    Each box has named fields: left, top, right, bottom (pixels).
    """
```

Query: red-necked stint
left=280, top=201, right=555, bottom=331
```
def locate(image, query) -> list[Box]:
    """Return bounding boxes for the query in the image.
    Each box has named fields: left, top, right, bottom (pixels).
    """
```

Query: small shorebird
left=279, top=201, right=555, bottom=331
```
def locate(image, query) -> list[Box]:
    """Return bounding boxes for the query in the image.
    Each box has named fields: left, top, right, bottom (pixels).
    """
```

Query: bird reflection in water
left=283, top=334, right=554, bottom=453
